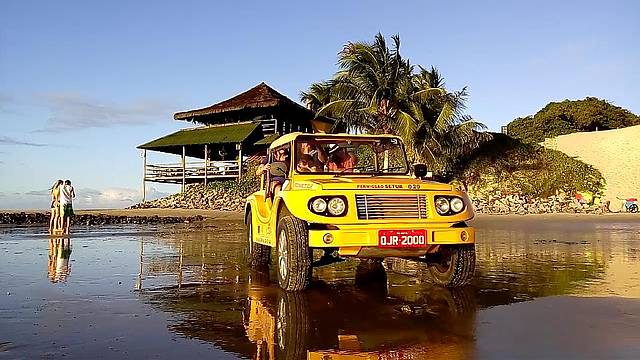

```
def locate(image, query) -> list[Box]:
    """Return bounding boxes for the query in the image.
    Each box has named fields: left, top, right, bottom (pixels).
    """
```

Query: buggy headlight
left=311, top=198, right=327, bottom=213
left=327, top=197, right=346, bottom=216
left=450, top=197, right=465, bottom=213
left=435, top=197, right=450, bottom=215
left=308, top=196, right=348, bottom=216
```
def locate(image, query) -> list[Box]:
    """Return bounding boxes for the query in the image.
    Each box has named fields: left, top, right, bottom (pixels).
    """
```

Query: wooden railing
left=145, top=160, right=242, bottom=183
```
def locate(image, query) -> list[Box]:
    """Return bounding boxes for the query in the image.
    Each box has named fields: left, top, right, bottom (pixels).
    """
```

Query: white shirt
left=60, top=185, right=75, bottom=205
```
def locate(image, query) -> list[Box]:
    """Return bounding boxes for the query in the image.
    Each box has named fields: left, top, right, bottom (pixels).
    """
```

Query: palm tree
left=301, top=33, right=490, bottom=172
left=408, top=86, right=491, bottom=171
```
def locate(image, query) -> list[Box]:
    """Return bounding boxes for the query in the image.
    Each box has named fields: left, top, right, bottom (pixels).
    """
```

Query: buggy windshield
left=294, top=136, right=408, bottom=175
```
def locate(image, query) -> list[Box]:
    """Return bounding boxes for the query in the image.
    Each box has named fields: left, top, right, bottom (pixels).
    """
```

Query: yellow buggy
left=245, top=133, right=476, bottom=291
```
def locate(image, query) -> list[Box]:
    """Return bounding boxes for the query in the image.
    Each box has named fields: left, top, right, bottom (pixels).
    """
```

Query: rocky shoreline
left=0, top=212, right=204, bottom=226
left=130, top=184, right=608, bottom=215
left=470, top=192, right=605, bottom=215
left=131, top=184, right=245, bottom=212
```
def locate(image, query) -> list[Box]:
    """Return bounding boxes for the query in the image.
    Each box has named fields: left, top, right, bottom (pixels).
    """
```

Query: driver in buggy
left=327, top=146, right=358, bottom=172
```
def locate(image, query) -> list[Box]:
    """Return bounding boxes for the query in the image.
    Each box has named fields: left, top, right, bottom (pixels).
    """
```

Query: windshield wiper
left=379, top=166, right=407, bottom=172
left=333, top=165, right=373, bottom=175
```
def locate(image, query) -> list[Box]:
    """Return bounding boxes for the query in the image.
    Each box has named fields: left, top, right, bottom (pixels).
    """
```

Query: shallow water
left=0, top=217, right=639, bottom=359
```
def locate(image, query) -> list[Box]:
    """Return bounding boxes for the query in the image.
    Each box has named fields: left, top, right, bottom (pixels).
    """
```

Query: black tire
left=427, top=245, right=475, bottom=287
left=423, top=285, right=476, bottom=319
left=276, top=291, right=309, bottom=359
left=355, top=259, right=388, bottom=299
left=276, top=216, right=312, bottom=291
left=245, top=209, right=270, bottom=269
left=630, top=204, right=639, bottom=213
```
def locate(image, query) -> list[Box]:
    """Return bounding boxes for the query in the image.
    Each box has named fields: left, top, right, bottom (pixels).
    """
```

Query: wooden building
left=137, top=82, right=333, bottom=199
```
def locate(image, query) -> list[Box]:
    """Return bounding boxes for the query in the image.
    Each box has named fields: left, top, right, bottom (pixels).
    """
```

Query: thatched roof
left=253, top=133, right=280, bottom=146
left=173, top=82, right=334, bottom=128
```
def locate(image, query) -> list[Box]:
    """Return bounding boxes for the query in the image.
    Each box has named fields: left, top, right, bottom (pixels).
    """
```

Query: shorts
left=272, top=176, right=285, bottom=185
left=62, top=204, right=74, bottom=218
left=51, top=201, right=59, bottom=210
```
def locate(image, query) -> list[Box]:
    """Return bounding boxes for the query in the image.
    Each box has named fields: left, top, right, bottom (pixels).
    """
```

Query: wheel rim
left=432, top=248, right=454, bottom=274
left=276, top=296, right=286, bottom=350
left=247, top=220, right=253, bottom=255
left=278, top=229, right=288, bottom=280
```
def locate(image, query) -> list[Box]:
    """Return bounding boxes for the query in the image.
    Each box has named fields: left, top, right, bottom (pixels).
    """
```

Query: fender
left=265, top=195, right=288, bottom=245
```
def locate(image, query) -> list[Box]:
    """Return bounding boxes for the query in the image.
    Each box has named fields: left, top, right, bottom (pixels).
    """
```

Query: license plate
left=378, top=229, right=427, bottom=248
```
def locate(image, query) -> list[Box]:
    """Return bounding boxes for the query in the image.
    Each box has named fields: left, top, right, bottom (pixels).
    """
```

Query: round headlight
left=450, top=197, right=465, bottom=213
left=327, top=197, right=346, bottom=216
left=435, top=197, right=450, bottom=214
left=311, top=198, right=327, bottom=213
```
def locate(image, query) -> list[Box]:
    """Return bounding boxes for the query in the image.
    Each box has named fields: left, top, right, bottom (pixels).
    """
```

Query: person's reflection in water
left=48, top=238, right=72, bottom=283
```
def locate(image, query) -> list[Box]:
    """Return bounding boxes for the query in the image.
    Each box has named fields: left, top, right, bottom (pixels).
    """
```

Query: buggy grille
left=355, top=194, right=428, bottom=220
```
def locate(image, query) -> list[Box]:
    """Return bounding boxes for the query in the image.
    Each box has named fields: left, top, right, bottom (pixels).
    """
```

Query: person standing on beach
left=49, top=179, right=63, bottom=234
left=60, top=180, right=76, bottom=234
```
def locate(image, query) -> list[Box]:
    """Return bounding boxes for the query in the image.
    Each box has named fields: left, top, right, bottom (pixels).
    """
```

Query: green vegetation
left=302, top=33, right=490, bottom=172
left=205, top=160, right=260, bottom=197
left=507, top=97, right=640, bottom=143
left=453, top=133, right=605, bottom=197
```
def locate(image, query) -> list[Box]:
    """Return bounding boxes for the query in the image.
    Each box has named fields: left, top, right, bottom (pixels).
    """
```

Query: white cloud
left=5, top=186, right=171, bottom=210
left=33, top=93, right=175, bottom=132
left=0, top=136, right=47, bottom=147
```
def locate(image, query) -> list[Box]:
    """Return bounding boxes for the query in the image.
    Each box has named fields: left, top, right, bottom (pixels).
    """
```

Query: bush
left=453, top=133, right=605, bottom=197
left=507, top=97, right=640, bottom=143
left=203, top=160, right=260, bottom=197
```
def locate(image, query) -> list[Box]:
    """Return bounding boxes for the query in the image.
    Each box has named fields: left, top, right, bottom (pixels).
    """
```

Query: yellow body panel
left=246, top=177, right=475, bottom=255
left=245, top=132, right=475, bottom=256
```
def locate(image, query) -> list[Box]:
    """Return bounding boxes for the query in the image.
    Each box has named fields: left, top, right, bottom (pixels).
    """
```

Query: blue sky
left=1, top=0, right=638, bottom=209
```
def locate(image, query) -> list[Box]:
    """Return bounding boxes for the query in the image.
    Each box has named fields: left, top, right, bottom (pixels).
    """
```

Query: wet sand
left=0, top=208, right=242, bottom=220
left=0, top=216, right=639, bottom=359
left=3, top=207, right=639, bottom=223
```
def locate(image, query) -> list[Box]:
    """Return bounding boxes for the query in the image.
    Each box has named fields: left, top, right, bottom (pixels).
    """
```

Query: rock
left=0, top=212, right=206, bottom=226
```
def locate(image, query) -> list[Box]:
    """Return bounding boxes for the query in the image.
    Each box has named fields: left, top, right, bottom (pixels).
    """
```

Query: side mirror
left=413, top=164, right=430, bottom=179
left=434, top=173, right=453, bottom=183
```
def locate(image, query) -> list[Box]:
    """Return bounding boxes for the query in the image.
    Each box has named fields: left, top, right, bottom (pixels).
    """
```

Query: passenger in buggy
left=256, top=147, right=289, bottom=195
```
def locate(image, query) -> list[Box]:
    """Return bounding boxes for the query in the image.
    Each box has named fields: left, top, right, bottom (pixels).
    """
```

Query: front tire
left=427, top=245, right=475, bottom=287
left=276, top=216, right=312, bottom=291
left=245, top=209, right=270, bottom=269
left=276, top=291, right=309, bottom=359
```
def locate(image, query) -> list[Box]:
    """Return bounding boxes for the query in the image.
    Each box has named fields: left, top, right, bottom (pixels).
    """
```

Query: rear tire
left=245, top=209, right=270, bottom=269
left=427, top=245, right=475, bottom=287
left=276, top=216, right=312, bottom=291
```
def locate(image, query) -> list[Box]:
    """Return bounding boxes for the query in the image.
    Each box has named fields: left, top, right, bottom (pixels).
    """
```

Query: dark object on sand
left=624, top=198, right=638, bottom=213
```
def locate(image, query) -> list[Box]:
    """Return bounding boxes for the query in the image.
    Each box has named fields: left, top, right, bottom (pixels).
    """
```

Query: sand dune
left=543, top=125, right=640, bottom=210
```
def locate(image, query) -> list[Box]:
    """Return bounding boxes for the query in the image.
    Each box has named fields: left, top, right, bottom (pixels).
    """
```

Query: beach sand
left=543, top=124, right=640, bottom=210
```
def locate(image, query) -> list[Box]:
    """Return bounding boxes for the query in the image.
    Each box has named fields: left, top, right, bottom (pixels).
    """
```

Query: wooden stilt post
left=182, top=146, right=186, bottom=192
left=135, top=238, right=144, bottom=291
left=142, top=149, right=147, bottom=202
left=237, top=143, right=243, bottom=180
left=178, top=240, right=183, bottom=289
left=204, top=144, right=208, bottom=186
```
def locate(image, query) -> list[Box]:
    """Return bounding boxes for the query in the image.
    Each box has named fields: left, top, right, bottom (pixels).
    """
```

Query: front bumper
left=308, top=223, right=475, bottom=257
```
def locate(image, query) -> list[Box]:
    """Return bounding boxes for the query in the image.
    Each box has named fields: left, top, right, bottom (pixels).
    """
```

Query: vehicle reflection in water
left=136, top=219, right=640, bottom=359
left=243, top=268, right=476, bottom=360
left=47, top=237, right=72, bottom=283
left=145, top=265, right=476, bottom=360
